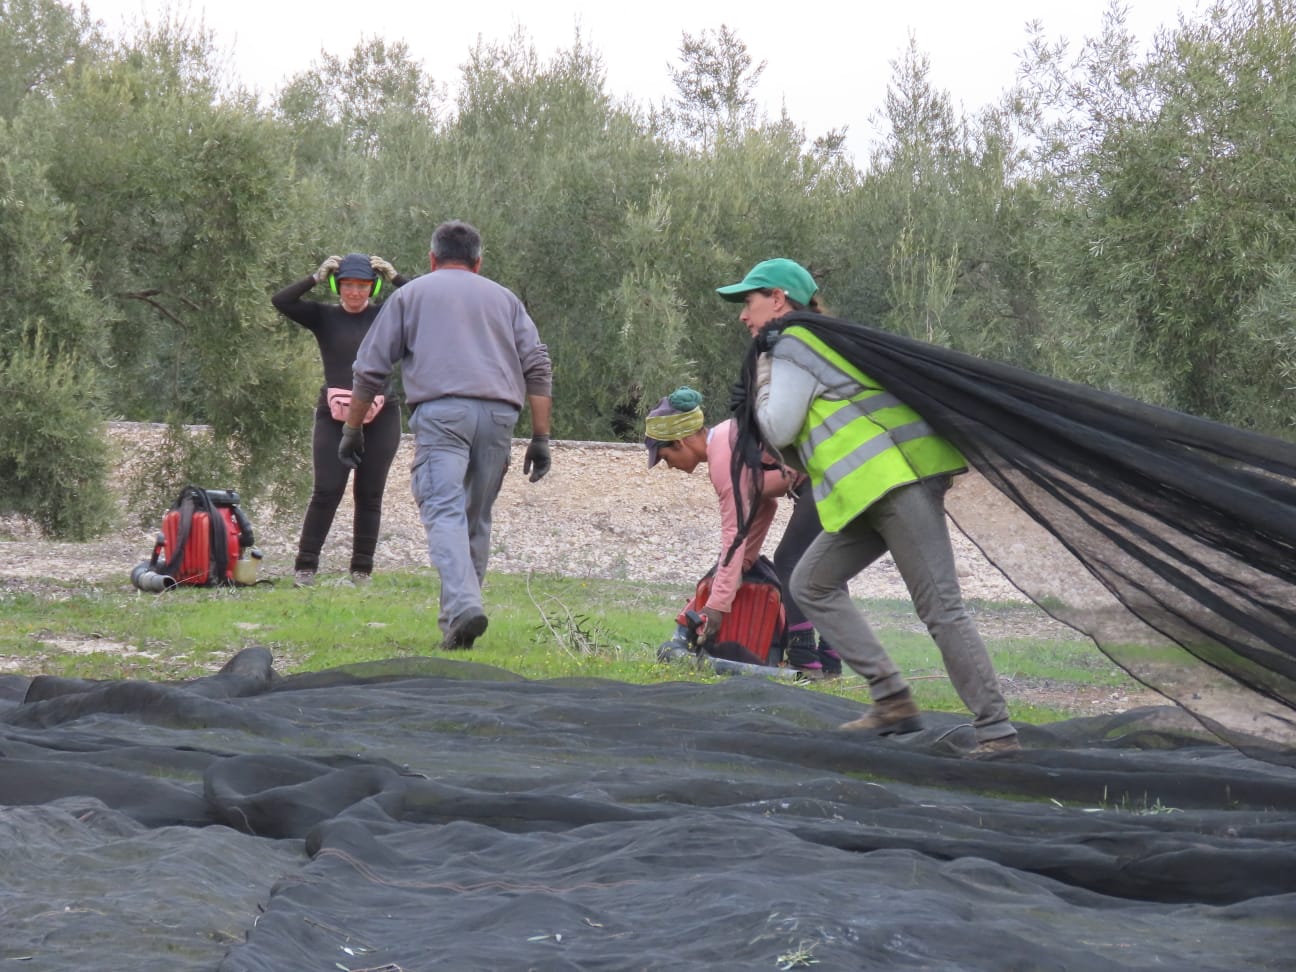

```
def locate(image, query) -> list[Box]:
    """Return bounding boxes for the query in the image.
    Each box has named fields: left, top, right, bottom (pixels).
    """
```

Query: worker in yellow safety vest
left=716, top=258, right=1020, bottom=759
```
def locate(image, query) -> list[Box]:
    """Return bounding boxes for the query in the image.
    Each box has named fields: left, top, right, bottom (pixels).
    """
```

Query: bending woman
left=271, top=252, right=407, bottom=586
left=645, top=386, right=824, bottom=674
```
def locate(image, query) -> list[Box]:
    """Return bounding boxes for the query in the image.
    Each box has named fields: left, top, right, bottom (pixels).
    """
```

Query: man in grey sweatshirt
left=341, top=220, right=554, bottom=649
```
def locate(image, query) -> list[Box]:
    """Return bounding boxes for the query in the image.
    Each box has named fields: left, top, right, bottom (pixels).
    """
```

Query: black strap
left=152, top=485, right=237, bottom=585
left=202, top=489, right=231, bottom=585
left=154, top=486, right=200, bottom=579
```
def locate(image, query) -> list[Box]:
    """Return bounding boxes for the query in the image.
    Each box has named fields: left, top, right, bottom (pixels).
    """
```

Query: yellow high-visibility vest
left=776, top=325, right=967, bottom=531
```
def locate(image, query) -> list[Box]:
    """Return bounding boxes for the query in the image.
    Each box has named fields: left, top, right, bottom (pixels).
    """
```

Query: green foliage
left=0, top=327, right=111, bottom=537
left=0, top=0, right=1290, bottom=550
left=644, top=109, right=859, bottom=416
left=274, top=34, right=443, bottom=169
left=122, top=422, right=237, bottom=531
left=436, top=30, right=669, bottom=438
left=599, top=188, right=695, bottom=431
left=844, top=37, right=1049, bottom=370
left=0, top=113, right=114, bottom=536
left=0, top=115, right=110, bottom=364
left=0, top=0, right=102, bottom=120
left=29, top=14, right=318, bottom=508
left=1017, top=1, right=1296, bottom=432
left=663, top=24, right=767, bottom=149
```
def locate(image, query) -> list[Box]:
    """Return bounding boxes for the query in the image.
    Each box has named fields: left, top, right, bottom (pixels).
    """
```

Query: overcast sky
left=83, top=0, right=1199, bottom=159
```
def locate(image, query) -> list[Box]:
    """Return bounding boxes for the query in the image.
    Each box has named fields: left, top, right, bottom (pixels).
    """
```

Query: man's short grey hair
left=430, top=220, right=483, bottom=265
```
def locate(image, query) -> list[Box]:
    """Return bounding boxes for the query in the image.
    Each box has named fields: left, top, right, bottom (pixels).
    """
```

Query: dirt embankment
left=2, top=425, right=1030, bottom=599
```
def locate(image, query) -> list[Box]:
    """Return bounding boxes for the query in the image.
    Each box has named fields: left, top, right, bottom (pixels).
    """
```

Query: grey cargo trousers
left=791, top=476, right=1015, bottom=742
left=409, top=397, right=517, bottom=636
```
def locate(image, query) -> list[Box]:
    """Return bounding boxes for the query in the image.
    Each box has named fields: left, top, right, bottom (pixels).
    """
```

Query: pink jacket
left=704, top=419, right=799, bottom=612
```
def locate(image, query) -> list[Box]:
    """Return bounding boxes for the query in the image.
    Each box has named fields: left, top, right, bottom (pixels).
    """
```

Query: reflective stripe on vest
left=777, top=326, right=967, bottom=531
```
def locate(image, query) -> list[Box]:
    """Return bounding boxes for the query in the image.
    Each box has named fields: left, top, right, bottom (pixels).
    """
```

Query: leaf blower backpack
left=131, top=486, right=260, bottom=591
left=666, top=555, right=787, bottom=667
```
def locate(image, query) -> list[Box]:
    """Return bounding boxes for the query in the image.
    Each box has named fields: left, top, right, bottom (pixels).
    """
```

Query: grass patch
left=0, top=569, right=1149, bottom=721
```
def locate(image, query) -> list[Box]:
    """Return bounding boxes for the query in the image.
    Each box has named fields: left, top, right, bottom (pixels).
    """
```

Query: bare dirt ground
left=0, top=425, right=1165, bottom=714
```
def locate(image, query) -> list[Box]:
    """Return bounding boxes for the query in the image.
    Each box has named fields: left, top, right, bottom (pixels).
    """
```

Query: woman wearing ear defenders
left=272, top=252, right=408, bottom=587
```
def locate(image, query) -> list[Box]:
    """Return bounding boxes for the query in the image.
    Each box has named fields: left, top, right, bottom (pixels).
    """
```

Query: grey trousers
left=791, top=477, right=1015, bottom=741
left=409, top=397, right=517, bottom=635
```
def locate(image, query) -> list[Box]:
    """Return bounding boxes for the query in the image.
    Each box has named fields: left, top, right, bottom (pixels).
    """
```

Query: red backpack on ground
left=132, top=486, right=257, bottom=591
left=675, top=555, right=787, bottom=667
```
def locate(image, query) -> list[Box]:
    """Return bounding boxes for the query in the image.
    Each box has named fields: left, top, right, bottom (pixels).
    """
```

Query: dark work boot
left=838, top=687, right=925, bottom=735
left=785, top=628, right=824, bottom=680
left=442, top=611, right=488, bottom=650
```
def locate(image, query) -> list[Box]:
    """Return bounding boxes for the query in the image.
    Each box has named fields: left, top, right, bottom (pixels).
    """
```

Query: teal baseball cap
left=716, top=258, right=818, bottom=305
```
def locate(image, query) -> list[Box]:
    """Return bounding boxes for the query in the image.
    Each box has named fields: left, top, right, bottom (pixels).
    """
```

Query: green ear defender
left=329, top=274, right=382, bottom=298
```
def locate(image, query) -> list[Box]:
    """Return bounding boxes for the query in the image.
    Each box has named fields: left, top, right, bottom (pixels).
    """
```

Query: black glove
left=523, top=434, right=551, bottom=482
left=337, top=424, right=365, bottom=468
left=728, top=379, right=748, bottom=415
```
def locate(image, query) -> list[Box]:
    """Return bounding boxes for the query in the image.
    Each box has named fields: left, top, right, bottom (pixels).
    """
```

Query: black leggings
left=772, top=478, right=825, bottom=630
left=295, top=401, right=401, bottom=573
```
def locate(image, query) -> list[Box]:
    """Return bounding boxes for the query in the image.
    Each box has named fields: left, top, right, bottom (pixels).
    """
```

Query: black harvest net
left=743, top=311, right=1296, bottom=766
left=2, top=649, right=1295, bottom=970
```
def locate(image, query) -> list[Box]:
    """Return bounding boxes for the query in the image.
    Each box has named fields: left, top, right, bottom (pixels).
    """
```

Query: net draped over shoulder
left=733, top=310, right=1296, bottom=766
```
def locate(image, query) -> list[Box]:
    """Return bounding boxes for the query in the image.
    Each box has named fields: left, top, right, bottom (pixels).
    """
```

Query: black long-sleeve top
left=271, top=274, right=408, bottom=407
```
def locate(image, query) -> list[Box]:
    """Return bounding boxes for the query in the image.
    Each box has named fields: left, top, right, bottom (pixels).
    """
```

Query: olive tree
left=661, top=24, right=767, bottom=150
left=0, top=117, right=113, bottom=536
left=1017, top=0, right=1296, bottom=432
left=35, top=15, right=319, bottom=509
left=0, top=0, right=102, bottom=120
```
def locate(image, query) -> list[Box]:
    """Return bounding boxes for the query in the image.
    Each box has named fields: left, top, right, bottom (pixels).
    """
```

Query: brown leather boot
left=964, top=734, right=1022, bottom=759
left=838, top=688, right=924, bottom=735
